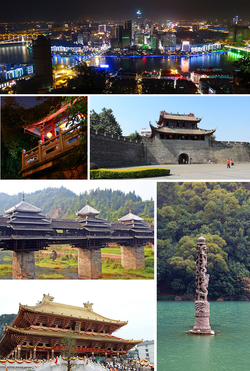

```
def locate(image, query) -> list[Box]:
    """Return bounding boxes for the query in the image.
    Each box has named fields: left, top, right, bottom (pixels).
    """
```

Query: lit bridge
left=0, top=33, right=43, bottom=46
left=224, top=44, right=250, bottom=57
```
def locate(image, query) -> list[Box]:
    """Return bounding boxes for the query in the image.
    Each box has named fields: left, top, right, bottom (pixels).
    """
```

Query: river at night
left=0, top=45, right=241, bottom=74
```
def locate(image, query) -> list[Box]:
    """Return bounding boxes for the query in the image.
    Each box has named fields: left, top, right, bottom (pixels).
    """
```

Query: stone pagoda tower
left=189, top=236, right=214, bottom=335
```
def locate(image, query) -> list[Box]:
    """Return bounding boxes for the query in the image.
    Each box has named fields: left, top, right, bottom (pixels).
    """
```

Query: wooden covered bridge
left=0, top=195, right=154, bottom=279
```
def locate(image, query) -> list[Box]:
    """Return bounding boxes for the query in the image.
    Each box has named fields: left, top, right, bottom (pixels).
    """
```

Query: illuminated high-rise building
left=181, top=41, right=190, bottom=52
left=136, top=10, right=142, bottom=23
left=233, top=15, right=239, bottom=24
left=136, top=10, right=143, bottom=30
left=98, top=24, right=106, bottom=33
left=124, top=20, right=132, bottom=44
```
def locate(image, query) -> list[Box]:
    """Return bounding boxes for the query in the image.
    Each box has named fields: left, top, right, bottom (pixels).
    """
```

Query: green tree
left=90, top=108, right=123, bottom=135
left=127, top=131, right=142, bottom=140
left=233, top=56, right=250, bottom=91
left=55, top=96, right=87, bottom=179
left=67, top=63, right=107, bottom=93
left=61, top=333, right=77, bottom=371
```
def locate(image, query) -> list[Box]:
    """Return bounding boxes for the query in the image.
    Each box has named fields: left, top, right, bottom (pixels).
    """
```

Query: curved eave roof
left=23, top=98, right=82, bottom=137
left=5, top=201, right=42, bottom=214
left=4, top=326, right=140, bottom=345
left=77, top=205, right=100, bottom=217
left=158, top=112, right=202, bottom=123
left=18, top=302, right=127, bottom=326
left=149, top=124, right=216, bottom=138
left=118, top=213, right=143, bottom=222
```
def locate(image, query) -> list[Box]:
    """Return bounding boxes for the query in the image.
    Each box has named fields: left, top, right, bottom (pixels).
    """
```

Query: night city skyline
left=1, top=1, right=250, bottom=23
left=1, top=0, right=250, bottom=94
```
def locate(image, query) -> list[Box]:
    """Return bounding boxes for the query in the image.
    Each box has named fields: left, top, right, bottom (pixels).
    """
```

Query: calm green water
left=158, top=301, right=250, bottom=371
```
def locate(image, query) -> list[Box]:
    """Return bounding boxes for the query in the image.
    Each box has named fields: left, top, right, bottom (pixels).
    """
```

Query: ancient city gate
left=0, top=196, right=154, bottom=279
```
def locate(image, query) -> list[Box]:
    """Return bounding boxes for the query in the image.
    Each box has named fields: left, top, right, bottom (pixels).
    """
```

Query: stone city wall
left=144, top=136, right=211, bottom=164
left=145, top=136, right=250, bottom=164
left=208, top=141, right=250, bottom=164
left=90, top=129, right=146, bottom=167
left=90, top=129, right=250, bottom=166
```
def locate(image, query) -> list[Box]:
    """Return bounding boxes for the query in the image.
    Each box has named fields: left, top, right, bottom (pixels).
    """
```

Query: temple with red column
left=20, top=97, right=87, bottom=179
left=0, top=294, right=141, bottom=360
left=24, top=98, right=85, bottom=143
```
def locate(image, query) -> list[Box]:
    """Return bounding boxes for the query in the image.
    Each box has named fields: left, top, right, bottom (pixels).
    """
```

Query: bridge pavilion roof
left=4, top=200, right=42, bottom=214
left=76, top=204, right=100, bottom=217
left=3, top=195, right=52, bottom=231
left=117, top=210, right=154, bottom=237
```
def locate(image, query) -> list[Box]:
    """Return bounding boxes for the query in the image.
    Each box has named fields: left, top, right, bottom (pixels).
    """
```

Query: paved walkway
left=108, top=163, right=250, bottom=180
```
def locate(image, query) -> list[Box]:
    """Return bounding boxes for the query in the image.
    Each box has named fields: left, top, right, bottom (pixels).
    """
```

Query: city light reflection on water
left=0, top=45, right=241, bottom=74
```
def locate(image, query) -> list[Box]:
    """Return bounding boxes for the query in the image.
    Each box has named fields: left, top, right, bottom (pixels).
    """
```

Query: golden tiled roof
left=19, top=295, right=127, bottom=326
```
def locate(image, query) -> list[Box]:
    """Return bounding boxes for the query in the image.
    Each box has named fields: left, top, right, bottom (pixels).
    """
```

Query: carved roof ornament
left=83, top=301, right=94, bottom=311
left=37, top=294, right=55, bottom=304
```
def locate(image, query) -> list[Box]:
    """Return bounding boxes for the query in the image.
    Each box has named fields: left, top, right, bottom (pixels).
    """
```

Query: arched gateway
left=178, top=153, right=189, bottom=164
left=0, top=196, right=154, bottom=279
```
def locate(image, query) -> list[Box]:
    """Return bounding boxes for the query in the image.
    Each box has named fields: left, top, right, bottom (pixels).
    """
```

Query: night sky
left=1, top=0, right=250, bottom=23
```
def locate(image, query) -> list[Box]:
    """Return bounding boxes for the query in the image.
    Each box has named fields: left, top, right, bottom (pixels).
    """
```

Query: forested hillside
left=0, top=313, right=16, bottom=339
left=157, top=182, right=250, bottom=301
left=0, top=187, right=154, bottom=222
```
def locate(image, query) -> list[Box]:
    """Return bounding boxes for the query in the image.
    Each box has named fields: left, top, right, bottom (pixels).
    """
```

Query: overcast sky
left=0, top=180, right=155, bottom=202
left=0, top=1, right=249, bottom=22
left=0, top=280, right=155, bottom=341
left=90, top=95, right=250, bottom=142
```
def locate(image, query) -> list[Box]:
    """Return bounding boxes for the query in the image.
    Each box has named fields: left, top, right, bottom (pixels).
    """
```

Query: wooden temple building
left=0, top=196, right=154, bottom=279
left=19, top=98, right=87, bottom=179
left=149, top=111, right=216, bottom=142
left=0, top=294, right=141, bottom=360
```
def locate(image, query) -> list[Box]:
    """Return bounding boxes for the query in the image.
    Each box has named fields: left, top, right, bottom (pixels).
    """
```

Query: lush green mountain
left=0, top=187, right=154, bottom=222
left=157, top=182, right=250, bottom=301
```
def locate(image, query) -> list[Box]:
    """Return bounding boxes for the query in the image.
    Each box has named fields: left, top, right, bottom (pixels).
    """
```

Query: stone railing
left=21, top=124, right=81, bottom=170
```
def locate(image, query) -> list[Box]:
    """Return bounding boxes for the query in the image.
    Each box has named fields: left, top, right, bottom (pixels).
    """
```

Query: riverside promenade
left=108, top=163, right=250, bottom=180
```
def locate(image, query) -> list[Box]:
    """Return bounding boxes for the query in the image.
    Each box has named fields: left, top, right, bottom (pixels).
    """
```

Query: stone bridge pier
left=12, top=251, right=35, bottom=279
left=78, top=247, right=102, bottom=279
left=120, top=245, right=145, bottom=270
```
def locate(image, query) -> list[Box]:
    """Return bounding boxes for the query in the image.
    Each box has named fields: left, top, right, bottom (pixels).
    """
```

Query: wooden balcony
left=20, top=124, right=84, bottom=179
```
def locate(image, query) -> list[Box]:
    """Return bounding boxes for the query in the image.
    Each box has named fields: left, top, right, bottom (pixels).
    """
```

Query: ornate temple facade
left=0, top=294, right=141, bottom=360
